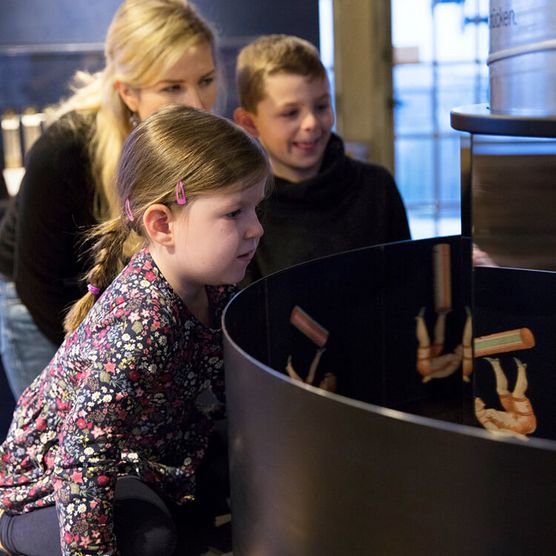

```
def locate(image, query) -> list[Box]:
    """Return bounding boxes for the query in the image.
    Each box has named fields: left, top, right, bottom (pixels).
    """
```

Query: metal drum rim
left=488, top=37, right=556, bottom=65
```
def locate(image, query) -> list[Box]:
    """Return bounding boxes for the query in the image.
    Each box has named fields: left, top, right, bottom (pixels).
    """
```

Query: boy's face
left=246, top=74, right=334, bottom=183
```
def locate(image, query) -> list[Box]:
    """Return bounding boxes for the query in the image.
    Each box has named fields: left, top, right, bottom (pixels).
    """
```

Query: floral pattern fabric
left=0, top=248, right=234, bottom=555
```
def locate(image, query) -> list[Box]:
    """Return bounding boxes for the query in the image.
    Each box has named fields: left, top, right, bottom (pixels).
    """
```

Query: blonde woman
left=0, top=0, right=219, bottom=398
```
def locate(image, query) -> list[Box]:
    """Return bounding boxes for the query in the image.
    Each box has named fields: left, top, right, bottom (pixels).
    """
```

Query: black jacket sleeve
left=14, top=115, right=97, bottom=345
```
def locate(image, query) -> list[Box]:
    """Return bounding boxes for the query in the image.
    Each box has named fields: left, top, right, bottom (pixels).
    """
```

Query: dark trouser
left=0, top=422, right=231, bottom=556
left=0, top=476, right=212, bottom=556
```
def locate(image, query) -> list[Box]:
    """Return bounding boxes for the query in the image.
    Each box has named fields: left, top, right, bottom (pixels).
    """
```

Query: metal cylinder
left=489, top=0, right=556, bottom=115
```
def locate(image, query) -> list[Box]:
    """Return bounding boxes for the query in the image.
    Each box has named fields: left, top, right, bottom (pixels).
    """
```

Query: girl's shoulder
left=109, top=249, right=184, bottom=320
left=83, top=270, right=179, bottom=350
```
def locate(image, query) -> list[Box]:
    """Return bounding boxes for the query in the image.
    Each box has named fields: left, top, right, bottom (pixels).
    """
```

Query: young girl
left=0, top=105, right=270, bottom=556
left=0, top=0, right=220, bottom=398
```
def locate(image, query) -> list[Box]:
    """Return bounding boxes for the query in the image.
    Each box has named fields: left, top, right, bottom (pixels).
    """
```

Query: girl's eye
left=317, top=102, right=330, bottom=111
left=226, top=209, right=242, bottom=218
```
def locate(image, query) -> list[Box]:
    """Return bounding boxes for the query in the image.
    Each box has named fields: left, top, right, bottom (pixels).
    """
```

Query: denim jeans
left=0, top=277, right=58, bottom=398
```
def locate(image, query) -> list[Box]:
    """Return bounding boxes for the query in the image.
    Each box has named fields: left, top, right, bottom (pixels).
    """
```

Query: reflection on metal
left=489, top=0, right=556, bottom=115
left=472, top=134, right=556, bottom=270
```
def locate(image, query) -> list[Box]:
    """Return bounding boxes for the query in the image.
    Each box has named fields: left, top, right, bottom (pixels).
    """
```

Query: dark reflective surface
left=470, top=134, right=556, bottom=270
left=224, top=239, right=556, bottom=556
left=226, top=237, right=472, bottom=422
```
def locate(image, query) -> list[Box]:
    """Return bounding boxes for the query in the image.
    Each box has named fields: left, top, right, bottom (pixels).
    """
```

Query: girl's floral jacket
left=0, top=248, right=234, bottom=555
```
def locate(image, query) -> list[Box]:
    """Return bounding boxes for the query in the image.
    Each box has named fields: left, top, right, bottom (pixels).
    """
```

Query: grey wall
left=196, top=0, right=319, bottom=46
left=0, top=1, right=120, bottom=44
left=0, top=0, right=318, bottom=46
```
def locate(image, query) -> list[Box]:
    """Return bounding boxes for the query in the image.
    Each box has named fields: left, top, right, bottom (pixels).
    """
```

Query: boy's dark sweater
left=243, top=133, right=411, bottom=285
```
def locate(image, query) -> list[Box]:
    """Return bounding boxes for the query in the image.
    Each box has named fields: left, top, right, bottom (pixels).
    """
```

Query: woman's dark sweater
left=0, top=112, right=96, bottom=345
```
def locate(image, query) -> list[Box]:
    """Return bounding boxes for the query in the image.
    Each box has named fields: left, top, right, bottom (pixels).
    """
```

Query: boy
left=233, top=34, right=411, bottom=284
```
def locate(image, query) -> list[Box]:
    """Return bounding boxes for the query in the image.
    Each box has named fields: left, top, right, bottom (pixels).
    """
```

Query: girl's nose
left=247, top=216, right=264, bottom=239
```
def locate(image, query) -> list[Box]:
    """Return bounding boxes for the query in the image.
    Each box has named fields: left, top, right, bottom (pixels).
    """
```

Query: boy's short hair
left=236, top=34, right=327, bottom=113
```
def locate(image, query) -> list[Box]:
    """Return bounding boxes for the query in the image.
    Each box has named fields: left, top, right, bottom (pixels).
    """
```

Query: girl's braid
left=63, top=217, right=131, bottom=334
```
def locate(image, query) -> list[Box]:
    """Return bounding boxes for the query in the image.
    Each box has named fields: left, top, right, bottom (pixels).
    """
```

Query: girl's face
left=158, top=178, right=266, bottom=300
left=118, top=41, right=217, bottom=119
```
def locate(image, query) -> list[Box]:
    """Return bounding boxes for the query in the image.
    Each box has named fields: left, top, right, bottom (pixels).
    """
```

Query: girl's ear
left=142, top=204, right=175, bottom=246
left=115, top=80, right=140, bottom=114
left=233, top=107, right=260, bottom=138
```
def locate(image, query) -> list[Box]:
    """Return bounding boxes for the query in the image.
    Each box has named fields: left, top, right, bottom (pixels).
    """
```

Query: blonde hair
left=64, top=105, right=271, bottom=333
left=236, top=34, right=327, bottom=113
left=50, top=0, right=215, bottom=219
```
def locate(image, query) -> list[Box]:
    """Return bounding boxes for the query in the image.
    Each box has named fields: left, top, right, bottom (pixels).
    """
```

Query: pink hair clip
left=175, top=180, right=187, bottom=206
left=124, top=198, right=134, bottom=221
left=87, top=283, right=101, bottom=296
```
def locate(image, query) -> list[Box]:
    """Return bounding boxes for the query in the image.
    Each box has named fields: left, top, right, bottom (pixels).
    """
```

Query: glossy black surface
left=224, top=238, right=556, bottom=556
